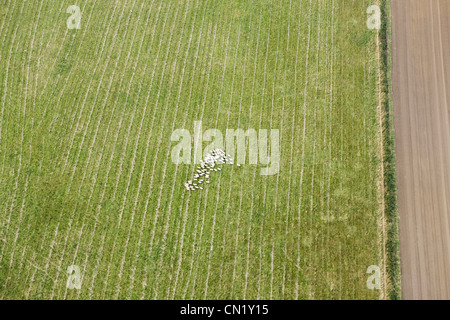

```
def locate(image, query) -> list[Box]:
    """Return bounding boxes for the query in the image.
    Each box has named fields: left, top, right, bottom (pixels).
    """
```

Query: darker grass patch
left=379, top=0, right=402, bottom=300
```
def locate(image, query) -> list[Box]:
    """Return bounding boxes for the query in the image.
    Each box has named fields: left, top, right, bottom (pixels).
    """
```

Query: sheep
left=184, top=148, right=236, bottom=191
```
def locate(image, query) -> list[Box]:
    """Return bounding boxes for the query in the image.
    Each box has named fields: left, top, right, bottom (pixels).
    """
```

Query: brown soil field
left=391, top=0, right=450, bottom=299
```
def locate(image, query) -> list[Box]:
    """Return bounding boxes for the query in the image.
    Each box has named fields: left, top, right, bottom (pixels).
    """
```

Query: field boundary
left=379, top=0, right=402, bottom=300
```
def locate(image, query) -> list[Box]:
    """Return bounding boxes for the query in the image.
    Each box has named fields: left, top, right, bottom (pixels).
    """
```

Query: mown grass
left=0, top=0, right=393, bottom=299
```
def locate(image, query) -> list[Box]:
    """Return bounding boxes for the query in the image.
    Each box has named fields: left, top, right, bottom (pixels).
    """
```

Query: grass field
left=0, top=0, right=393, bottom=299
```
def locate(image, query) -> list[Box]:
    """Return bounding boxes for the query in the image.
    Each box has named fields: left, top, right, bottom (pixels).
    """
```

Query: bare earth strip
left=391, top=0, right=450, bottom=300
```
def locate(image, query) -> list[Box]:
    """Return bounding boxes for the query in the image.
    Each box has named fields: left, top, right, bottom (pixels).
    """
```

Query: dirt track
left=391, top=0, right=450, bottom=299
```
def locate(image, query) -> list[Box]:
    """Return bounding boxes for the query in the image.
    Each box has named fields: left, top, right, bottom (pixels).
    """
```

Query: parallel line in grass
left=10, top=242, right=53, bottom=278
left=286, top=0, right=304, bottom=279
left=24, top=212, right=52, bottom=298
left=295, top=0, right=312, bottom=300
left=31, top=1, right=65, bottom=173
left=17, top=0, right=44, bottom=228
left=325, top=0, right=335, bottom=298
left=364, top=2, right=377, bottom=299
left=0, top=0, right=17, bottom=250
left=0, top=0, right=22, bottom=260
left=2, top=177, right=30, bottom=296
left=51, top=0, right=137, bottom=298
left=203, top=19, right=238, bottom=299
left=149, top=0, right=209, bottom=299
left=136, top=0, right=187, bottom=299
left=0, top=0, right=44, bottom=296
left=24, top=71, right=91, bottom=298
left=0, top=0, right=15, bottom=183
left=91, top=19, right=140, bottom=296
left=50, top=86, right=84, bottom=169
left=20, top=0, right=64, bottom=103
left=0, top=2, right=29, bottom=244
left=63, top=221, right=86, bottom=298
left=200, top=24, right=228, bottom=298
left=0, top=0, right=31, bottom=273
left=320, top=1, right=331, bottom=297
left=165, top=17, right=223, bottom=299
left=190, top=20, right=242, bottom=301
left=350, top=1, right=360, bottom=299
left=307, top=1, right=322, bottom=298
left=37, top=0, right=81, bottom=119
left=187, top=18, right=229, bottom=300
left=32, top=6, right=68, bottom=164
left=75, top=0, right=141, bottom=216
left=149, top=1, right=205, bottom=299
left=184, top=177, right=209, bottom=299
left=0, top=0, right=13, bottom=44
left=25, top=252, right=38, bottom=299
left=37, top=0, right=86, bottom=102
left=0, top=0, right=14, bottom=157
left=153, top=18, right=212, bottom=300
left=75, top=0, right=141, bottom=197
left=34, top=0, right=125, bottom=297
left=65, top=0, right=133, bottom=195
left=183, top=18, right=224, bottom=299
left=48, top=0, right=118, bottom=172
left=0, top=0, right=15, bottom=82
left=30, top=23, right=43, bottom=151
left=361, top=9, right=368, bottom=298
left=115, top=0, right=193, bottom=299
left=277, top=0, right=294, bottom=299
left=23, top=180, right=67, bottom=298
left=318, top=0, right=330, bottom=299
left=228, top=14, right=254, bottom=299
left=60, top=0, right=122, bottom=175
left=32, top=7, right=113, bottom=280
left=36, top=0, right=71, bottom=101
left=120, top=1, right=175, bottom=299
left=57, top=0, right=154, bottom=300
left=338, top=5, right=344, bottom=297
left=87, top=0, right=171, bottom=298
left=178, top=145, right=205, bottom=298
left=183, top=11, right=233, bottom=299
left=198, top=12, right=237, bottom=299
left=0, top=0, right=29, bottom=290
left=32, top=9, right=50, bottom=121
left=168, top=0, right=212, bottom=299
left=77, top=0, right=158, bottom=299
left=256, top=15, right=271, bottom=300
left=268, top=2, right=284, bottom=300
left=281, top=0, right=295, bottom=299
left=330, top=0, right=337, bottom=297
left=87, top=0, right=157, bottom=298
left=48, top=0, right=108, bottom=168
left=16, top=245, right=28, bottom=286
left=123, top=0, right=182, bottom=299
left=6, top=17, right=36, bottom=292
left=9, top=124, right=35, bottom=287
left=87, top=41, right=146, bottom=297
left=242, top=7, right=263, bottom=300
left=179, top=10, right=233, bottom=300
left=87, top=222, right=108, bottom=299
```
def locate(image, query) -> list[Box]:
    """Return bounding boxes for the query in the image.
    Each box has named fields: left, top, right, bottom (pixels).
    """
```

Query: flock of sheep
left=184, top=148, right=240, bottom=191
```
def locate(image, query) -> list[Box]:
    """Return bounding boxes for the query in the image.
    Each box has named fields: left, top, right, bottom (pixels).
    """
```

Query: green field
left=0, top=0, right=393, bottom=299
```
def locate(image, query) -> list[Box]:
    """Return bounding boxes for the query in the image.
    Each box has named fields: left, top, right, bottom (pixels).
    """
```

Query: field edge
left=379, top=0, right=402, bottom=300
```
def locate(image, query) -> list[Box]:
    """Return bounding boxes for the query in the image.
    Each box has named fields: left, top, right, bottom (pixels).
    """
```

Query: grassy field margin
left=380, top=0, right=401, bottom=300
